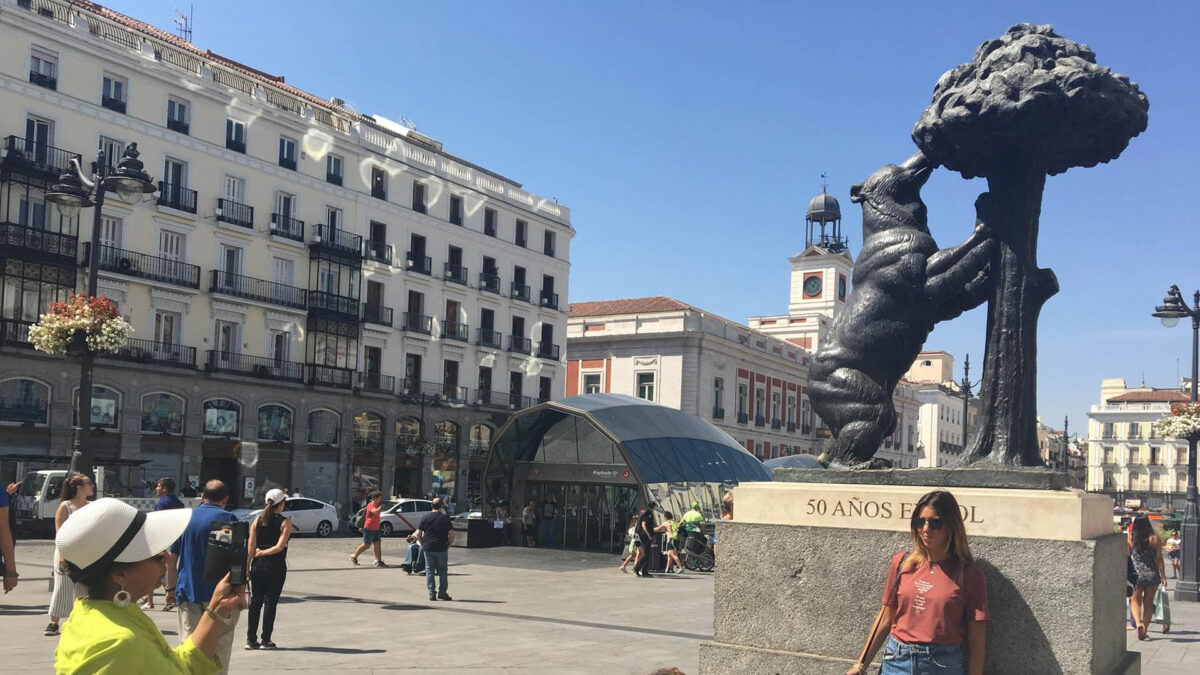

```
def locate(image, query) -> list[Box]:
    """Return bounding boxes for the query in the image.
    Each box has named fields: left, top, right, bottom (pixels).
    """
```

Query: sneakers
left=44, top=622, right=59, bottom=636
left=675, top=569, right=684, bottom=574
left=245, top=640, right=260, bottom=650
left=261, top=641, right=277, bottom=649
left=349, top=555, right=359, bottom=566
left=428, top=594, right=437, bottom=601
left=374, top=560, right=388, bottom=567
left=437, top=593, right=452, bottom=601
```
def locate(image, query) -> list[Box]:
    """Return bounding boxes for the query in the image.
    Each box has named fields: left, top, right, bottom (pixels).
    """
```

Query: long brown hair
left=1130, top=515, right=1155, bottom=554
left=258, top=496, right=285, bottom=528
left=60, top=473, right=91, bottom=500
left=903, top=490, right=975, bottom=579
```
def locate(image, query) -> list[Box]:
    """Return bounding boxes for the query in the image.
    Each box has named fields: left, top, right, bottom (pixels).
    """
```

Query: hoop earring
left=113, top=586, right=131, bottom=608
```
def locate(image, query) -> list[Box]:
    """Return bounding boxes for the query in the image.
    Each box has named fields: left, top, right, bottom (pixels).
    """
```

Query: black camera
left=202, top=520, right=248, bottom=586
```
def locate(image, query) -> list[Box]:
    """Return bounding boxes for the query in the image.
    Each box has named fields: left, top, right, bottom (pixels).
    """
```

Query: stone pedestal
left=699, top=482, right=1140, bottom=675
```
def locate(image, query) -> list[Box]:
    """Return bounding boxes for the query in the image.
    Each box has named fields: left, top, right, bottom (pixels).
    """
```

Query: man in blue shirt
left=154, top=477, right=186, bottom=511
left=167, top=479, right=239, bottom=673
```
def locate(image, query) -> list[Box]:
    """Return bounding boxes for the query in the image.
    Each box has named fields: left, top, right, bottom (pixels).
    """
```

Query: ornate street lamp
left=46, top=143, right=155, bottom=481
left=1152, top=283, right=1200, bottom=602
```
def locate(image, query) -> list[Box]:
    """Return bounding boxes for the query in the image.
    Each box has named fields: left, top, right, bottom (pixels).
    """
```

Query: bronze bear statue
left=810, top=151, right=995, bottom=467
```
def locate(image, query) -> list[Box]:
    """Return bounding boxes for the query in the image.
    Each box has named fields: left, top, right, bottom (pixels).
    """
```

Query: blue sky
left=106, top=0, right=1199, bottom=435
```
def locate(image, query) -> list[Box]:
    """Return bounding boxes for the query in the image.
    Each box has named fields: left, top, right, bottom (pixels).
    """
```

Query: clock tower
left=748, top=184, right=854, bottom=353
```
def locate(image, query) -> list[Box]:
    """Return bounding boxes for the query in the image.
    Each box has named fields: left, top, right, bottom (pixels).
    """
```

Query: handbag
left=1152, top=587, right=1172, bottom=625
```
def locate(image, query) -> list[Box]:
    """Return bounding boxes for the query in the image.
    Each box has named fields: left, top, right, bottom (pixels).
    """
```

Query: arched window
left=74, top=386, right=120, bottom=429
left=140, top=393, right=184, bottom=434
left=0, top=378, right=50, bottom=425
left=354, top=412, right=383, bottom=450
left=395, top=417, right=421, bottom=449
left=469, top=424, right=492, bottom=456
left=307, top=409, right=340, bottom=445
left=257, top=404, right=294, bottom=443
left=203, top=399, right=240, bottom=437
left=1128, top=471, right=1140, bottom=491
left=435, top=421, right=459, bottom=453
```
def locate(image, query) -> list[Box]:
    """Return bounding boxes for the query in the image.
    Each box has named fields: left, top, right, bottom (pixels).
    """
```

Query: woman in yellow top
left=54, top=497, right=247, bottom=674
left=653, top=512, right=684, bottom=574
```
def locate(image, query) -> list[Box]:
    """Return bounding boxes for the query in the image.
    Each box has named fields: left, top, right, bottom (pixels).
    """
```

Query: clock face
left=804, top=275, right=822, bottom=298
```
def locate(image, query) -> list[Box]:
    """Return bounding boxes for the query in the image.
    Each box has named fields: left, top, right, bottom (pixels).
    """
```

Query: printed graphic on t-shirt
left=912, top=578, right=933, bottom=615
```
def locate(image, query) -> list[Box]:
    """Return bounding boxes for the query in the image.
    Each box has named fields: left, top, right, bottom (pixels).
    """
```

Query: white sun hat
left=264, top=488, right=288, bottom=506
left=56, top=497, right=192, bottom=579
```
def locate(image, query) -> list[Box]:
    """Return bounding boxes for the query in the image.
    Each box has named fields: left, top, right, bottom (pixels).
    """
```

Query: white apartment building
left=1087, top=378, right=1191, bottom=511
left=0, top=0, right=572, bottom=511
left=902, top=351, right=980, bottom=468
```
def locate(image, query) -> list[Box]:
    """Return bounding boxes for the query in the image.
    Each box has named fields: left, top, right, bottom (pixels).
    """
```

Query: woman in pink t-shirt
left=848, top=490, right=988, bottom=675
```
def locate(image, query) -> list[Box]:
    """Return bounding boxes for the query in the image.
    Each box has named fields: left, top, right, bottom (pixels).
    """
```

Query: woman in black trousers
left=246, top=489, right=292, bottom=649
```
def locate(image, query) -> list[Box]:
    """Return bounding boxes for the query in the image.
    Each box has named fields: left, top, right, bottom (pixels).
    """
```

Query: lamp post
left=1152, top=283, right=1200, bottom=602
left=46, top=144, right=155, bottom=482
left=401, top=390, right=442, bottom=498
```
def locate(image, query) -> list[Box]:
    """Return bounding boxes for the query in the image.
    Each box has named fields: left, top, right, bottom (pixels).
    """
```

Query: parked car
left=350, top=498, right=433, bottom=536
left=237, top=497, right=339, bottom=537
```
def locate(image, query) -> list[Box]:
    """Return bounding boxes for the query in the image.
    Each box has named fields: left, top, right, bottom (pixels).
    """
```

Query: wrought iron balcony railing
left=0, top=318, right=34, bottom=347
left=401, top=313, right=433, bottom=334
left=205, top=351, right=304, bottom=383
left=103, top=338, right=196, bottom=368
left=270, top=213, right=304, bottom=243
left=101, top=96, right=126, bottom=114
left=479, top=272, right=501, bottom=294
left=29, top=70, right=56, bottom=90
left=508, top=335, right=532, bottom=355
left=754, top=415, right=766, bottom=428
left=326, top=172, right=342, bottom=186
left=279, top=155, right=297, bottom=170
left=157, top=182, right=197, bottom=213
left=2, top=136, right=78, bottom=177
left=356, top=372, right=395, bottom=394
left=216, top=198, right=253, bottom=229
left=475, top=389, right=509, bottom=408
left=371, top=186, right=386, bottom=200
left=307, top=291, right=359, bottom=319
left=442, top=321, right=469, bottom=342
left=309, top=365, right=354, bottom=389
left=536, top=342, right=560, bottom=360
left=477, top=328, right=502, bottom=348
left=406, top=252, right=432, bottom=275
left=737, top=411, right=749, bottom=424
left=210, top=270, right=306, bottom=309
left=0, top=221, right=77, bottom=261
left=86, top=243, right=200, bottom=289
left=444, top=262, right=468, bottom=285
left=539, top=292, right=560, bottom=311
left=361, top=303, right=393, bottom=327
left=511, top=283, right=531, bottom=302
left=366, top=241, right=392, bottom=265
left=311, top=224, right=362, bottom=257
left=167, top=118, right=189, bottom=135
left=713, top=407, right=725, bottom=420
left=226, top=138, right=246, bottom=153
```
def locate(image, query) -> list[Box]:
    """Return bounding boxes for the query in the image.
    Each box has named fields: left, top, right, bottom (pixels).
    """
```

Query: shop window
left=140, top=392, right=184, bottom=434
left=75, top=386, right=120, bottom=429
left=435, top=420, right=459, bottom=452
left=0, top=378, right=50, bottom=425
left=307, top=409, right=340, bottom=445
left=203, top=399, right=240, bottom=437
left=257, top=404, right=294, bottom=443
left=354, top=412, right=383, bottom=450
left=469, top=424, right=492, bottom=456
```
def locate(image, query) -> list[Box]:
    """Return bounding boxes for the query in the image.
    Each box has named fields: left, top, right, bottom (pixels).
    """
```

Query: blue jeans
left=424, top=550, right=448, bottom=596
left=880, top=635, right=965, bottom=675
left=540, top=519, right=554, bottom=546
left=403, top=543, right=424, bottom=568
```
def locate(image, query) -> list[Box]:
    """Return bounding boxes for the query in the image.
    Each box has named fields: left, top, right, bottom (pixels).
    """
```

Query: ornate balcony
left=157, top=182, right=197, bottom=213
left=307, top=291, right=359, bottom=321
left=737, top=412, right=749, bottom=424
left=311, top=224, right=362, bottom=259
left=86, top=243, right=200, bottom=289
left=0, top=221, right=77, bottom=263
left=29, top=70, right=56, bottom=90
left=210, top=270, right=306, bottom=309
left=205, top=351, right=304, bottom=383
left=216, top=198, right=253, bottom=229
left=2, top=136, right=79, bottom=181
left=270, top=213, right=304, bottom=243
left=713, top=407, right=725, bottom=420
left=0, top=318, right=33, bottom=347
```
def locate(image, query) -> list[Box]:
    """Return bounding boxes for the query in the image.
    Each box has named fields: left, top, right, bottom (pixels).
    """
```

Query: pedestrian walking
left=167, top=480, right=241, bottom=675
left=0, top=480, right=17, bottom=595
left=495, top=501, right=511, bottom=545
left=522, top=500, right=537, bottom=547
left=1165, top=530, right=1181, bottom=579
left=414, top=497, right=455, bottom=601
left=46, top=473, right=93, bottom=636
left=633, top=502, right=657, bottom=577
left=654, top=511, right=684, bottom=574
left=350, top=491, right=387, bottom=567
left=140, top=477, right=185, bottom=611
left=1128, top=514, right=1167, bottom=641
left=53, top=497, right=247, bottom=673
left=618, top=515, right=640, bottom=572
left=539, top=494, right=558, bottom=547
left=245, top=489, right=291, bottom=650
left=847, top=489, right=988, bottom=675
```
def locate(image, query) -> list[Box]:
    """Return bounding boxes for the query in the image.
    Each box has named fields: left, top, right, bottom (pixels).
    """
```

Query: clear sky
left=105, top=0, right=1200, bottom=436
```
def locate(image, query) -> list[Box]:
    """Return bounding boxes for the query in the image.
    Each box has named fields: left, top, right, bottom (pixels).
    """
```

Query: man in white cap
left=167, top=479, right=240, bottom=673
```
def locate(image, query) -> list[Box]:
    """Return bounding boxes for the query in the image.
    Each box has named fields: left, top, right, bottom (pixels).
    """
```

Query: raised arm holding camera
left=53, top=497, right=247, bottom=674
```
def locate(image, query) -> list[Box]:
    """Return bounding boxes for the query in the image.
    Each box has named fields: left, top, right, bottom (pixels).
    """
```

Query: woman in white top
left=1165, top=531, right=1181, bottom=579
left=46, top=473, right=93, bottom=636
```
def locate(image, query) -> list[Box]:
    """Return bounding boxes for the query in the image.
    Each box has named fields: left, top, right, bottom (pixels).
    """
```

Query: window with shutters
left=100, top=216, right=122, bottom=248
left=158, top=230, right=185, bottom=261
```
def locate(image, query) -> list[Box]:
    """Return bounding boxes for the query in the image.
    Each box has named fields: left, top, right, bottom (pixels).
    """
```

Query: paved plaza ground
left=1, top=533, right=1198, bottom=674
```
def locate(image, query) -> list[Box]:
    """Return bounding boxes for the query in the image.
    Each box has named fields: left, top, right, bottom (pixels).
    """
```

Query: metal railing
left=509, top=393, right=536, bottom=410
left=2, top=136, right=78, bottom=177
left=356, top=372, right=396, bottom=394
left=270, top=213, right=304, bottom=242
left=508, top=335, right=532, bottom=354
left=157, top=182, right=197, bottom=213
left=737, top=411, right=749, bottom=424
left=366, top=241, right=392, bottom=265
left=0, top=221, right=77, bottom=260
left=536, top=342, right=560, bottom=360
left=216, top=198, right=253, bottom=228
left=480, top=272, right=501, bottom=294
left=539, top=292, right=560, bottom=310
left=399, top=378, right=442, bottom=397
left=311, top=223, right=362, bottom=257
left=307, top=291, right=359, bottom=318
left=361, top=303, right=393, bottom=327
left=755, top=416, right=765, bottom=427
left=475, top=389, right=508, bottom=408
left=0, top=318, right=34, bottom=346
left=309, top=365, right=354, bottom=389
left=477, top=328, right=502, bottom=348
left=771, top=419, right=782, bottom=430
left=444, top=262, right=468, bottom=285
left=103, top=338, right=196, bottom=368
left=401, top=313, right=433, bottom=334
left=713, top=407, right=725, bottom=420
left=371, top=186, right=387, bottom=200
left=511, top=283, right=531, bottom=302
left=279, top=155, right=297, bottom=170
left=101, top=96, right=126, bottom=114
left=442, top=321, right=469, bottom=342
left=29, top=71, right=56, bottom=90
left=205, top=351, right=304, bottom=382
left=226, top=138, right=246, bottom=153
left=210, top=270, right=306, bottom=309
left=86, top=243, right=200, bottom=289
left=326, top=172, right=342, bottom=186
left=167, top=118, right=189, bottom=135
left=406, top=252, right=432, bottom=275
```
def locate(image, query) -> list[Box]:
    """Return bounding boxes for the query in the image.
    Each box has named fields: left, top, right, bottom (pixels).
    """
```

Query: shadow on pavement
left=275, top=647, right=388, bottom=654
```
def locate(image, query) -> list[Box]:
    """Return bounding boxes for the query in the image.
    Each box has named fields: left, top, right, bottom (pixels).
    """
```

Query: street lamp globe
left=1160, top=315, right=1181, bottom=328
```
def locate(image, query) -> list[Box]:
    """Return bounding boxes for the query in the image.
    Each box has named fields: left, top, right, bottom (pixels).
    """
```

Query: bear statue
left=810, top=151, right=995, bottom=467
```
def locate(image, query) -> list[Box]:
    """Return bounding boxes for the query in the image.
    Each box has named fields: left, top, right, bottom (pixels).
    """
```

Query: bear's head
left=850, top=151, right=932, bottom=237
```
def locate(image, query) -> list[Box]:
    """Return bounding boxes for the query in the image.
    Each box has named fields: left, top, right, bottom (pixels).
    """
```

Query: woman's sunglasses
left=912, top=517, right=944, bottom=531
